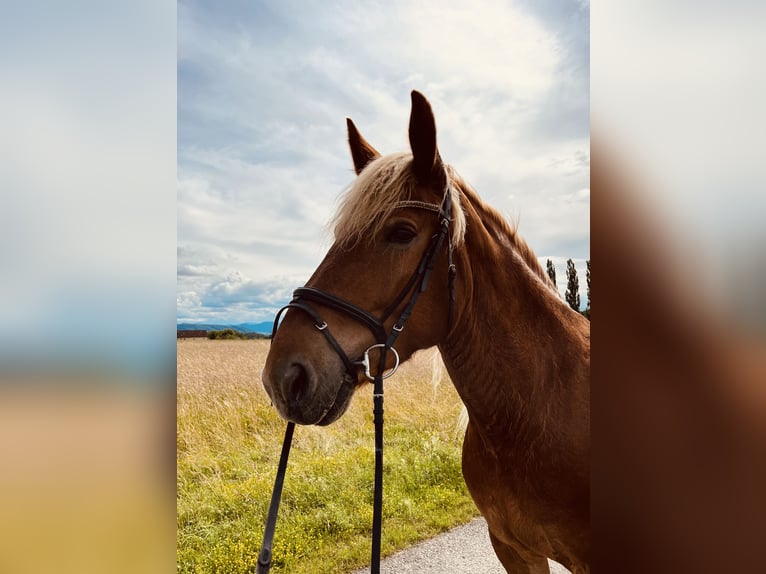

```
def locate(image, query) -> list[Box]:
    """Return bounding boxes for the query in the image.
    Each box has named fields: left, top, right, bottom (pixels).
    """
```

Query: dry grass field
left=177, top=338, right=478, bottom=573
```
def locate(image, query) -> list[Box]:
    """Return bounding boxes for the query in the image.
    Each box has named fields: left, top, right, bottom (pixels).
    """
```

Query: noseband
left=257, top=184, right=457, bottom=574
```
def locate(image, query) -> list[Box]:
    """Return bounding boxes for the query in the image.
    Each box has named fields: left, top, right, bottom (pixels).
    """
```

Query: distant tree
left=208, top=328, right=247, bottom=340
left=584, top=259, right=591, bottom=320
left=545, top=259, right=557, bottom=287
left=565, top=259, right=580, bottom=312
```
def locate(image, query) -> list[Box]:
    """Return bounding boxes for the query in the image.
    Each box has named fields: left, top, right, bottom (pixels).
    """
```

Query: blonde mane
left=449, top=171, right=557, bottom=295
left=331, top=152, right=555, bottom=294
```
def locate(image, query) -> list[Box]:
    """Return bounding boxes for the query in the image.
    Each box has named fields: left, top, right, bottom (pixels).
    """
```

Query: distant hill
left=177, top=321, right=274, bottom=335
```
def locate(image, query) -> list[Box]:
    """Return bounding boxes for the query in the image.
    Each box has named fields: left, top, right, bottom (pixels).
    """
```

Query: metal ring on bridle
left=358, top=344, right=400, bottom=381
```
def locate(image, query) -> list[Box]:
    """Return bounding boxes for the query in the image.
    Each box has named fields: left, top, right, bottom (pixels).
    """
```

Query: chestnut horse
left=262, top=91, right=590, bottom=573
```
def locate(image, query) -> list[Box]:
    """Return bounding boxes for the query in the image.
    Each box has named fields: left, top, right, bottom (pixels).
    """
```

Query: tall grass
left=177, top=339, right=478, bottom=573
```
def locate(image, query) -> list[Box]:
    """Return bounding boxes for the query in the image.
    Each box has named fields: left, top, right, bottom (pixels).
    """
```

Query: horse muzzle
left=262, top=356, right=358, bottom=426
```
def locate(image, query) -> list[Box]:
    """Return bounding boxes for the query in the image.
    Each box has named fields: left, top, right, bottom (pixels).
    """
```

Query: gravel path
left=349, top=517, right=571, bottom=573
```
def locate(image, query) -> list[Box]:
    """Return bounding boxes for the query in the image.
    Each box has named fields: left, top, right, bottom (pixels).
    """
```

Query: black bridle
left=257, top=184, right=456, bottom=574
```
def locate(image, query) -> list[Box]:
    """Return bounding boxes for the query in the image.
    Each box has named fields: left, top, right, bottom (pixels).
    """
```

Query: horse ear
left=346, top=117, right=381, bottom=175
left=408, top=90, right=442, bottom=182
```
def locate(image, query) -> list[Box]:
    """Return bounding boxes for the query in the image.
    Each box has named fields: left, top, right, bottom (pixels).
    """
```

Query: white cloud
left=397, top=0, right=560, bottom=99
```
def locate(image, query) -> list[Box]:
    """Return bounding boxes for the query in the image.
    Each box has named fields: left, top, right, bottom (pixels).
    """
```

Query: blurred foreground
left=592, top=146, right=766, bottom=571
left=0, top=1, right=176, bottom=572
left=0, top=384, right=175, bottom=574
left=592, top=2, right=766, bottom=571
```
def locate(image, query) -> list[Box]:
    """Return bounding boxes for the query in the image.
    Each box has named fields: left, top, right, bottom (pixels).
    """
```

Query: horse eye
left=386, top=224, right=417, bottom=244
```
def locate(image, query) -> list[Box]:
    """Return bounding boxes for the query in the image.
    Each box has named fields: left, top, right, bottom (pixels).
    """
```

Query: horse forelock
left=331, top=152, right=466, bottom=248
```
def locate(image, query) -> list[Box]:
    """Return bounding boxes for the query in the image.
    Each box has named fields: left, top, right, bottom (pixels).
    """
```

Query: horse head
left=261, top=91, right=464, bottom=425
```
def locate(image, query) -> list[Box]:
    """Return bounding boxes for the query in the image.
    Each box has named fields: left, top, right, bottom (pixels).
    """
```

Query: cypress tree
left=546, top=259, right=557, bottom=287
left=565, top=259, right=580, bottom=312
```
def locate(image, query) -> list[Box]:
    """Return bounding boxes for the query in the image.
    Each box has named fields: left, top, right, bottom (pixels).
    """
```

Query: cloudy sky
left=178, top=0, right=590, bottom=325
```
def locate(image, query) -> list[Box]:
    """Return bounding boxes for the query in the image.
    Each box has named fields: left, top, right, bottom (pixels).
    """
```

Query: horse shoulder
left=461, top=418, right=589, bottom=570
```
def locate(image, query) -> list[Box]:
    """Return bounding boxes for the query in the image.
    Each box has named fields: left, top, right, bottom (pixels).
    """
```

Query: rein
left=257, top=185, right=456, bottom=574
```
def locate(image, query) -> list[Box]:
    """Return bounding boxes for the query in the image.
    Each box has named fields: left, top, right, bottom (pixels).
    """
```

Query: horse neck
left=438, top=197, right=589, bottom=458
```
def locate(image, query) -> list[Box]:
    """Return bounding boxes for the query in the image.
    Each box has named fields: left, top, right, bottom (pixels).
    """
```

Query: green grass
left=177, top=340, right=478, bottom=573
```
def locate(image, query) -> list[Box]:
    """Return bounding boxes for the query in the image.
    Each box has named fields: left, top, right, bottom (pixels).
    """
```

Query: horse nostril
left=287, top=363, right=310, bottom=407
